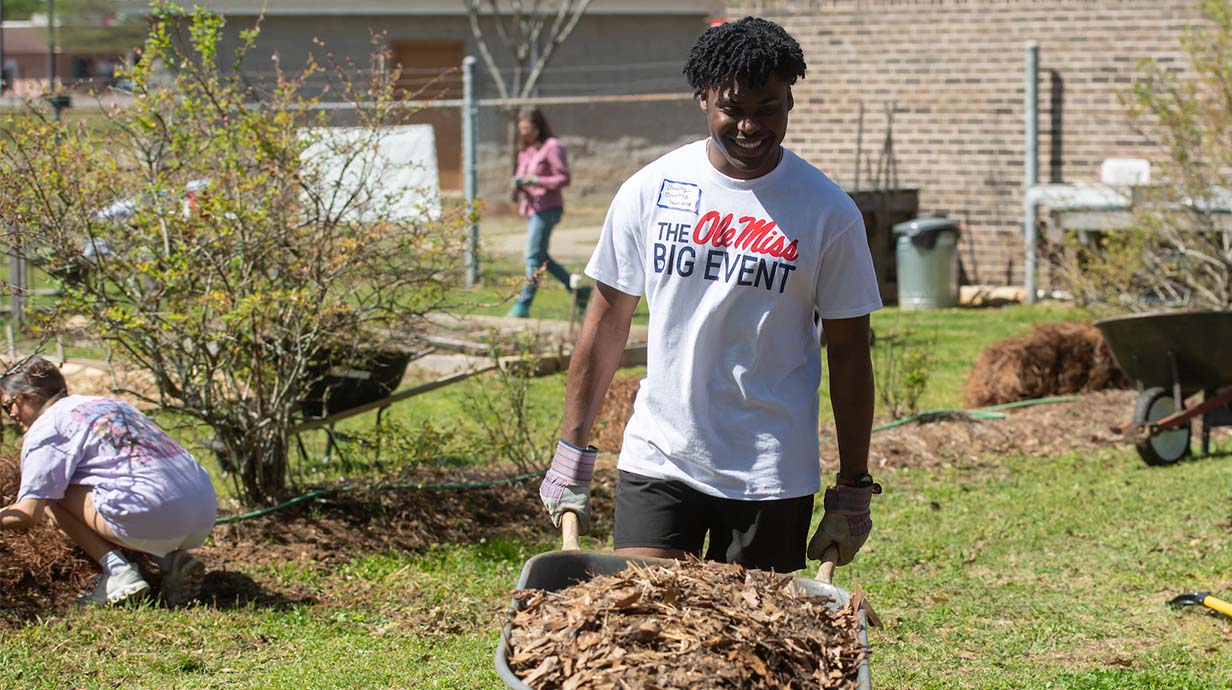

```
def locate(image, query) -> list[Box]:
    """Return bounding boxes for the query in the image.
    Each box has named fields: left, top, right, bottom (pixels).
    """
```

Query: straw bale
left=963, top=322, right=1128, bottom=408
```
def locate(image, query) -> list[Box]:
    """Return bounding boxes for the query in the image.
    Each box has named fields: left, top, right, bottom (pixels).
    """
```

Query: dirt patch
left=962, top=322, right=1129, bottom=408
left=0, top=457, right=613, bottom=626
left=209, top=468, right=553, bottom=568
left=0, top=357, right=157, bottom=407
left=593, top=374, right=1151, bottom=476
left=848, top=390, right=1137, bottom=474
left=0, top=456, right=104, bottom=625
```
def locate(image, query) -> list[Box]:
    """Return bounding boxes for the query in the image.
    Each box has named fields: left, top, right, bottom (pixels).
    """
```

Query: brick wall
left=727, top=0, right=1206, bottom=286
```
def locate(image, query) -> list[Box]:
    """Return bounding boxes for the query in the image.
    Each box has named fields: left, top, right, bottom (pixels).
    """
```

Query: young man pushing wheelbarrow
left=539, top=16, right=882, bottom=576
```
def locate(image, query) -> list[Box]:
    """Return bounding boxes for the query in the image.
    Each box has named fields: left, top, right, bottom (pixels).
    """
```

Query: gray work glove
left=539, top=440, right=598, bottom=535
left=807, top=480, right=881, bottom=566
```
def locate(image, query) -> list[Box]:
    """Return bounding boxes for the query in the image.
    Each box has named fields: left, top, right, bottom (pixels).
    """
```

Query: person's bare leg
left=615, top=547, right=693, bottom=560
left=47, top=485, right=126, bottom=561
left=53, top=485, right=150, bottom=606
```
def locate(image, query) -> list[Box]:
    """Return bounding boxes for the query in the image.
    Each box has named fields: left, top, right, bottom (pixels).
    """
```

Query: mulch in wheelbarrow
left=506, top=558, right=866, bottom=690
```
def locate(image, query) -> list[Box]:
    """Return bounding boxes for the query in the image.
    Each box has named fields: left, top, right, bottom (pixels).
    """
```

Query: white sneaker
left=160, top=550, right=205, bottom=607
left=76, top=566, right=150, bottom=607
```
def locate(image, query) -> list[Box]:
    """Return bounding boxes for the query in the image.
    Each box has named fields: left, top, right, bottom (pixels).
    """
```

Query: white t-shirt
left=18, top=395, right=218, bottom=540
left=586, top=139, right=882, bottom=501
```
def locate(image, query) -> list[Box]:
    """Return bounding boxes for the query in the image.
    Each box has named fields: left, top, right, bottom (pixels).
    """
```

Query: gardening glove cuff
left=807, top=484, right=878, bottom=566
left=539, top=440, right=597, bottom=534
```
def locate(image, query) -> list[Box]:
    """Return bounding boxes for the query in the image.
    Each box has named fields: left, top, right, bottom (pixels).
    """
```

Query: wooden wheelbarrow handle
left=816, top=544, right=882, bottom=627
left=816, top=545, right=839, bottom=584
left=561, top=511, right=581, bottom=551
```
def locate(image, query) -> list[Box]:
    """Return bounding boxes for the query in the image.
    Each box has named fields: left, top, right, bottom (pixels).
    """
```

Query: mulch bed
left=850, top=389, right=1139, bottom=474
left=593, top=382, right=1141, bottom=475
left=0, top=458, right=574, bottom=625
left=0, top=360, right=1222, bottom=626
left=506, top=559, right=865, bottom=690
left=0, top=456, right=98, bottom=624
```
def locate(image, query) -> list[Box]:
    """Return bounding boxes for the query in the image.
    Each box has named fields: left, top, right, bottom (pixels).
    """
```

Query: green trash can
left=893, top=217, right=960, bottom=310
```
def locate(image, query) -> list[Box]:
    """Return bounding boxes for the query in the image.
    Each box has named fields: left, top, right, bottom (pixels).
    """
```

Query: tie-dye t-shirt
left=18, top=395, right=217, bottom=541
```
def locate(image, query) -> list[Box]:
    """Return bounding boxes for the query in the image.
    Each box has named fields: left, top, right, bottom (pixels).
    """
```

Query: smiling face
left=698, top=76, right=793, bottom=180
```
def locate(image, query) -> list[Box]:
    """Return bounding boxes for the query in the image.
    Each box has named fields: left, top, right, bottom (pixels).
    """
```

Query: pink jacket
left=515, top=137, right=570, bottom=217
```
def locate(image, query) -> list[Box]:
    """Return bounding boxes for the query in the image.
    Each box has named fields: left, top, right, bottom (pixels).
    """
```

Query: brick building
left=1, top=22, right=126, bottom=97
left=107, top=0, right=1211, bottom=291
left=730, top=0, right=1207, bottom=287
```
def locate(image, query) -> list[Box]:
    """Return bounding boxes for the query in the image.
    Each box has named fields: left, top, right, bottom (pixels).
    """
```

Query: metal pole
left=1, top=0, right=7, bottom=95
left=46, top=0, right=61, bottom=121
left=462, top=55, right=480, bottom=287
left=1024, top=41, right=1039, bottom=305
left=46, top=0, right=54, bottom=86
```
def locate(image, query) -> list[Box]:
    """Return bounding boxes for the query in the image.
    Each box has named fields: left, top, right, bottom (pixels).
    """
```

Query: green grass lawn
left=1, top=431, right=1229, bottom=688
left=2, top=287, right=1230, bottom=688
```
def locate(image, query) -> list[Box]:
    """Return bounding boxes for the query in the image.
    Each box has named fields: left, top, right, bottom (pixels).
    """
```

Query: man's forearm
left=560, top=286, right=637, bottom=446
left=827, top=342, right=874, bottom=479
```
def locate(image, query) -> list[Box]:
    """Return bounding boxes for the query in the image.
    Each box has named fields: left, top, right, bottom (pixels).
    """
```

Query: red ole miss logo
left=692, top=211, right=799, bottom=262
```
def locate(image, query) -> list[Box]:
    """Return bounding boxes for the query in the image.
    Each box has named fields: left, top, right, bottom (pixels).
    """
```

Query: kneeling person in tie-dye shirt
left=0, top=356, right=217, bottom=607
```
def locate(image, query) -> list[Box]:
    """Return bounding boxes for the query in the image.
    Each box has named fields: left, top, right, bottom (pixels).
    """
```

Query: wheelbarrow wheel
left=1132, top=386, right=1191, bottom=466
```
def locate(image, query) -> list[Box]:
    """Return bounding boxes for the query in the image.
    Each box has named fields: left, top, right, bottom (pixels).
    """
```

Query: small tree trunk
left=222, top=426, right=290, bottom=505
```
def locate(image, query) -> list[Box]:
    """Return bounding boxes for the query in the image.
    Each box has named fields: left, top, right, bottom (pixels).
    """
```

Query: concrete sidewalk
left=486, top=225, right=602, bottom=264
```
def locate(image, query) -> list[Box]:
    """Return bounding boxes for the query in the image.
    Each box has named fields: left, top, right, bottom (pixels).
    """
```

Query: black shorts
left=613, top=470, right=814, bottom=573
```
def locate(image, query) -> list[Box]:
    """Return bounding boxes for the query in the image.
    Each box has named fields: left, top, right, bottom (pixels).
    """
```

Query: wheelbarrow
left=494, top=513, right=872, bottom=689
left=1095, top=311, right=1232, bottom=465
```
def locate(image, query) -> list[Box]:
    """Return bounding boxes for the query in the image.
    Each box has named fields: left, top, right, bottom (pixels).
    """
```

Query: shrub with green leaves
left=0, top=3, right=467, bottom=504
left=461, top=332, right=563, bottom=474
left=874, top=329, right=935, bottom=420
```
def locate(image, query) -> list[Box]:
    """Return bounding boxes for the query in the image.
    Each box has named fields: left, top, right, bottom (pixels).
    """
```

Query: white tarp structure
left=299, top=125, right=440, bottom=223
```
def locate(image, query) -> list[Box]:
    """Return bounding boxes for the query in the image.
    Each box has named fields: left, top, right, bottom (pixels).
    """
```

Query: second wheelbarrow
left=1095, top=310, right=1232, bottom=465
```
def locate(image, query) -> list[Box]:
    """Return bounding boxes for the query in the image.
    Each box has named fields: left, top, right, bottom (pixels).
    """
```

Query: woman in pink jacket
left=508, top=108, right=587, bottom=317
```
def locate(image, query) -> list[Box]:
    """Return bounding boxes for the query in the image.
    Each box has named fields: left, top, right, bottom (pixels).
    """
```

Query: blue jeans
left=515, top=207, right=570, bottom=309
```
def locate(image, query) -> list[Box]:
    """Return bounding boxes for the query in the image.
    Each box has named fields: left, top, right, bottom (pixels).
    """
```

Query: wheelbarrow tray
left=494, top=550, right=871, bottom=690
left=1094, top=310, right=1232, bottom=396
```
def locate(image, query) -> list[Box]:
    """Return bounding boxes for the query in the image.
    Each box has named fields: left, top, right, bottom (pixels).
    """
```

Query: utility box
left=849, top=188, right=919, bottom=304
left=893, top=217, right=961, bottom=309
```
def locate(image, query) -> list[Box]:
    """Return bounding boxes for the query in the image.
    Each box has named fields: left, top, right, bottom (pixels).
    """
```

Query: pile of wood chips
left=0, top=454, right=97, bottom=620
left=962, top=321, right=1127, bottom=407
left=506, top=559, right=866, bottom=690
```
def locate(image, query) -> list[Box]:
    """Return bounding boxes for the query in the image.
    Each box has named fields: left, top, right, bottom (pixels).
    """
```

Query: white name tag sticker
left=656, top=179, right=702, bottom=214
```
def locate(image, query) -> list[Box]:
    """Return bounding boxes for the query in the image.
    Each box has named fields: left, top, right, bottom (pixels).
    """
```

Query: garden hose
left=214, top=396, right=1080, bottom=525
left=821, top=396, right=1079, bottom=439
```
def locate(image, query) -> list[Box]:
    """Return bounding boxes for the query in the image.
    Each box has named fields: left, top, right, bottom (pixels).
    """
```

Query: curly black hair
left=683, top=17, right=806, bottom=95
